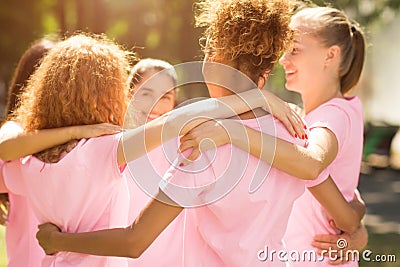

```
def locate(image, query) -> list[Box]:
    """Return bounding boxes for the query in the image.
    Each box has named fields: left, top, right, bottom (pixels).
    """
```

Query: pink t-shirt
left=284, top=97, right=363, bottom=266
left=0, top=121, right=45, bottom=267
left=3, top=134, right=129, bottom=267
left=125, top=140, right=184, bottom=267
left=161, top=115, right=306, bottom=267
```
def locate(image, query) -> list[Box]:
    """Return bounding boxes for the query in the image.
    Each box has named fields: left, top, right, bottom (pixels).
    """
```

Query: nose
left=279, top=52, right=288, bottom=66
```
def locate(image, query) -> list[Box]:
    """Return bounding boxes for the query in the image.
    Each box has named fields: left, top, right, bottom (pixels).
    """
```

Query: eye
left=290, top=46, right=300, bottom=55
left=161, top=95, right=173, bottom=101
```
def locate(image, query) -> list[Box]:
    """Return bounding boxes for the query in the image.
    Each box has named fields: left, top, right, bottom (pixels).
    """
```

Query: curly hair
left=195, top=0, right=295, bottom=82
left=15, top=34, right=132, bottom=162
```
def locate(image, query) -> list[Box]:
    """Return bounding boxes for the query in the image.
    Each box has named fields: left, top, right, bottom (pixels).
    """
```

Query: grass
left=0, top=226, right=6, bottom=267
left=0, top=226, right=398, bottom=266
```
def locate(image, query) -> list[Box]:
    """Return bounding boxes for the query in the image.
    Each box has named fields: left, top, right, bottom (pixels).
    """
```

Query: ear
left=257, top=71, right=270, bottom=89
left=324, top=45, right=341, bottom=66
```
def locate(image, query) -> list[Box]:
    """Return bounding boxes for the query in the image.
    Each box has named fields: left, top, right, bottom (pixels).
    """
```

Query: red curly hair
left=15, top=34, right=132, bottom=162
left=196, top=0, right=294, bottom=82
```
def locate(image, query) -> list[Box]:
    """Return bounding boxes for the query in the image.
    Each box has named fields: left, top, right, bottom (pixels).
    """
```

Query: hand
left=0, top=193, right=9, bottom=226
left=36, top=223, right=62, bottom=255
left=71, top=123, right=123, bottom=140
left=261, top=90, right=306, bottom=139
left=179, top=120, right=230, bottom=163
left=312, top=224, right=368, bottom=265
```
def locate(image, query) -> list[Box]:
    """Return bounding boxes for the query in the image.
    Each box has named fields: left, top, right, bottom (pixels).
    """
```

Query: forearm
left=349, top=190, right=366, bottom=223
left=50, top=227, right=134, bottom=257
left=45, top=192, right=183, bottom=258
left=120, top=94, right=263, bottom=164
left=216, top=89, right=265, bottom=117
left=309, top=178, right=362, bottom=233
left=0, top=127, right=77, bottom=161
left=225, top=120, right=326, bottom=180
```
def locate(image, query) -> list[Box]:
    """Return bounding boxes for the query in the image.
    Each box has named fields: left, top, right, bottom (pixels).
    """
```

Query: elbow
left=0, top=150, right=11, bottom=162
left=125, top=232, right=148, bottom=259
left=127, top=248, right=145, bottom=259
left=337, top=221, right=360, bottom=234
left=303, top=161, right=325, bottom=181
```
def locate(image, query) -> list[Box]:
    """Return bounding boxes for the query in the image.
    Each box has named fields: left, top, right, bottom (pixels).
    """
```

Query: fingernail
left=304, top=125, right=307, bottom=129
left=295, top=133, right=298, bottom=138
left=179, top=163, right=184, bottom=167
left=305, top=134, right=308, bottom=139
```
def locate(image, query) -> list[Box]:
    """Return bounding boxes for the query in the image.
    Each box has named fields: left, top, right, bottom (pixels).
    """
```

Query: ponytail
left=340, top=25, right=366, bottom=94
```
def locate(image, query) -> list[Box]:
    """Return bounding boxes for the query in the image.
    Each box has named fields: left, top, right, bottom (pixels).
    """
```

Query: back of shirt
left=125, top=140, right=185, bottom=267
left=3, top=134, right=129, bottom=267
left=162, top=115, right=305, bottom=267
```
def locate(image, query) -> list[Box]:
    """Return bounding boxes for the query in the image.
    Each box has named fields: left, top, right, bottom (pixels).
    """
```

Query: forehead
left=136, top=73, right=176, bottom=96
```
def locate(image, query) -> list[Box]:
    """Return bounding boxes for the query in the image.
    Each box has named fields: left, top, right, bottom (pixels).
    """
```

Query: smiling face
left=279, top=25, right=329, bottom=95
left=131, top=70, right=176, bottom=122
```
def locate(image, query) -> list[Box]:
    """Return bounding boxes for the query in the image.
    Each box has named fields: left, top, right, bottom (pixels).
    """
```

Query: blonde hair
left=129, top=58, right=177, bottom=93
left=293, top=7, right=366, bottom=94
left=195, top=0, right=295, bottom=82
left=15, top=34, right=132, bottom=162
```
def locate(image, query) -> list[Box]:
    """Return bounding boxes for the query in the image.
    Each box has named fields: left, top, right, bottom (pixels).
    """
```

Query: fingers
left=287, top=109, right=306, bottom=139
left=185, top=148, right=201, bottom=163
left=313, top=234, right=340, bottom=244
left=100, top=123, right=123, bottom=134
left=312, top=241, right=337, bottom=252
left=178, top=140, right=196, bottom=154
left=282, top=117, right=297, bottom=138
left=329, top=257, right=349, bottom=265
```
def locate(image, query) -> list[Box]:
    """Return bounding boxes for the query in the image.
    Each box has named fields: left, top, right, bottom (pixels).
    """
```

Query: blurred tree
left=1, top=0, right=400, bottom=112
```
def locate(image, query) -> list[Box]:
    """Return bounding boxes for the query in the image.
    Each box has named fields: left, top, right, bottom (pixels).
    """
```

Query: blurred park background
left=0, top=0, right=399, bottom=266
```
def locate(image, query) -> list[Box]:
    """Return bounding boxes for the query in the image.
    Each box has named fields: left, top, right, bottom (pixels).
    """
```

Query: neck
left=302, top=81, right=343, bottom=114
left=210, top=87, right=267, bottom=120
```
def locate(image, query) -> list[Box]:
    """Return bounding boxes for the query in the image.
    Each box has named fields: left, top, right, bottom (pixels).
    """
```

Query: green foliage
left=1, top=0, right=400, bottom=101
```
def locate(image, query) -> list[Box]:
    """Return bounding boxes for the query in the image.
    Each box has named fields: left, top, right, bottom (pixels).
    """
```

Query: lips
left=146, top=113, right=160, bottom=121
left=285, top=70, right=296, bottom=79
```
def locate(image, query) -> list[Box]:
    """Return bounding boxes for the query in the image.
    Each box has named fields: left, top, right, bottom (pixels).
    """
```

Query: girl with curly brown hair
left=179, top=4, right=368, bottom=266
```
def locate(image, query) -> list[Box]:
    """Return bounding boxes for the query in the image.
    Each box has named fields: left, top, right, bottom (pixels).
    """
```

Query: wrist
left=49, top=230, right=63, bottom=252
left=221, top=120, right=240, bottom=145
left=68, top=126, right=80, bottom=140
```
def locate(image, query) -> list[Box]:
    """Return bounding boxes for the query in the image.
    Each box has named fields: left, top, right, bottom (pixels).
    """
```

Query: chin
left=285, top=83, right=301, bottom=94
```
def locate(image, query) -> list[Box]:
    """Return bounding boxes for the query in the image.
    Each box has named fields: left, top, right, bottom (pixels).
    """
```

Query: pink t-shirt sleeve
left=305, top=104, right=349, bottom=187
left=306, top=165, right=331, bottom=188
left=3, top=160, right=26, bottom=195
left=88, top=133, right=125, bottom=177
left=0, top=160, right=7, bottom=193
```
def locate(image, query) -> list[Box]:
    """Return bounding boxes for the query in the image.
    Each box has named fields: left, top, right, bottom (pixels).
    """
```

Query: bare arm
left=180, top=120, right=336, bottom=180
left=179, top=120, right=364, bottom=233
left=37, top=190, right=183, bottom=258
left=117, top=90, right=267, bottom=165
left=309, top=179, right=365, bottom=233
left=0, top=122, right=122, bottom=161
